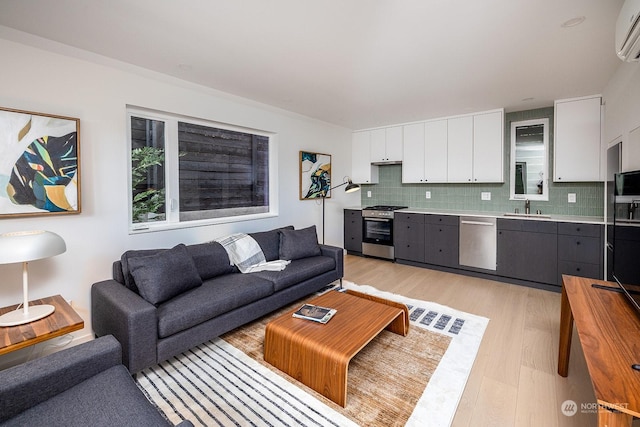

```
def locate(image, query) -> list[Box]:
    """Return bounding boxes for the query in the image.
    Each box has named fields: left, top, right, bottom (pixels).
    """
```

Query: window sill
left=129, top=211, right=278, bottom=234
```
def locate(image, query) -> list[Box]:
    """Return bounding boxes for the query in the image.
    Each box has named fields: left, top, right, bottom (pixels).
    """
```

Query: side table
left=0, top=295, right=84, bottom=356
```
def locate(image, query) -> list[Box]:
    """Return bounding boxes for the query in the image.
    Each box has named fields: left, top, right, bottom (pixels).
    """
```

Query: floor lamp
left=322, top=177, right=360, bottom=244
left=0, top=230, right=66, bottom=327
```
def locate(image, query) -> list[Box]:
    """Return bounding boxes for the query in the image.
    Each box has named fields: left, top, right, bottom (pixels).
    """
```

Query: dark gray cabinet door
left=426, top=223, right=459, bottom=267
left=394, top=213, right=425, bottom=262
left=343, top=209, right=362, bottom=253
left=557, top=222, right=603, bottom=281
left=497, top=219, right=558, bottom=285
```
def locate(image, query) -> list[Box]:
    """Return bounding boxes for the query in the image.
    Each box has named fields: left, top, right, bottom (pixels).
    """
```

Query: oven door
left=362, top=217, right=393, bottom=246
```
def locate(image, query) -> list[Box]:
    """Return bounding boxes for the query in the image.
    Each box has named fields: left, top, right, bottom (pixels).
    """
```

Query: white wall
left=0, top=32, right=357, bottom=361
left=602, top=61, right=640, bottom=172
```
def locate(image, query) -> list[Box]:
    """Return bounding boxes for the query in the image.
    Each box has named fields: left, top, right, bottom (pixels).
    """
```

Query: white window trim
left=126, top=106, right=278, bottom=234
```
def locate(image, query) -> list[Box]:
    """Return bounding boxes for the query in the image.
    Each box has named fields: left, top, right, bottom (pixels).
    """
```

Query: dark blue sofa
left=91, top=226, right=343, bottom=373
left=0, top=335, right=192, bottom=426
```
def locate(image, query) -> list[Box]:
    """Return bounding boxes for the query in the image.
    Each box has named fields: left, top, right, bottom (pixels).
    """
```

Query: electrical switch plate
left=367, top=190, right=372, bottom=198
left=481, top=192, right=491, bottom=201
left=425, top=191, right=431, bottom=199
left=568, top=193, right=576, bottom=203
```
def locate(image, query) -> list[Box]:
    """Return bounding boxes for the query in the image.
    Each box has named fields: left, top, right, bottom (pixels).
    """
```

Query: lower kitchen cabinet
left=497, top=219, right=558, bottom=286
left=425, top=215, right=459, bottom=267
left=557, top=222, right=603, bottom=281
left=343, top=209, right=363, bottom=254
left=394, top=213, right=425, bottom=263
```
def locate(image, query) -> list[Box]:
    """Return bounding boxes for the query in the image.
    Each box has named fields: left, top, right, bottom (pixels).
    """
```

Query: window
left=127, top=107, right=275, bottom=232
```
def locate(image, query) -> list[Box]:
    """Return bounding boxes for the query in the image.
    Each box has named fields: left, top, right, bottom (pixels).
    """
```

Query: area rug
left=136, top=281, right=489, bottom=427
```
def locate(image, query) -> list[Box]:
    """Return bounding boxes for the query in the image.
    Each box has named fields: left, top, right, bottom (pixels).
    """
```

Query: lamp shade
left=0, top=231, right=66, bottom=264
left=345, top=180, right=360, bottom=193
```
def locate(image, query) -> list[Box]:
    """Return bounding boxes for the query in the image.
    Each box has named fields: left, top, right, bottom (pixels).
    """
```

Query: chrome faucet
left=525, top=199, right=530, bottom=215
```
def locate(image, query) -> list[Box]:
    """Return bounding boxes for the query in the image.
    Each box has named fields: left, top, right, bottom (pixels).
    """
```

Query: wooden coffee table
left=264, top=289, right=409, bottom=407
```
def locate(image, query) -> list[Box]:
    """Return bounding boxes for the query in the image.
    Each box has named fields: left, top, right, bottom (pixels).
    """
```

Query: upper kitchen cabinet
left=554, top=95, right=603, bottom=182
left=473, top=110, right=504, bottom=182
left=447, top=116, right=474, bottom=182
left=370, top=126, right=403, bottom=163
left=402, top=120, right=448, bottom=183
left=351, top=131, right=379, bottom=184
left=447, top=109, right=504, bottom=183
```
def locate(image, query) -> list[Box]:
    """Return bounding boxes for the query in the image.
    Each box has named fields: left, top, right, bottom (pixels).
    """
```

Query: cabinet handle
left=576, top=241, right=581, bottom=246
left=576, top=227, right=581, bottom=232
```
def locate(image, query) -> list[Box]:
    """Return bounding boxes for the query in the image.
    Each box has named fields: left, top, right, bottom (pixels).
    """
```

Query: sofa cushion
left=186, top=242, right=235, bottom=280
left=120, top=248, right=164, bottom=294
left=252, top=255, right=336, bottom=292
left=128, top=244, right=203, bottom=305
left=249, top=226, right=293, bottom=261
left=156, top=273, right=274, bottom=338
left=4, top=365, right=171, bottom=427
left=279, top=225, right=321, bottom=260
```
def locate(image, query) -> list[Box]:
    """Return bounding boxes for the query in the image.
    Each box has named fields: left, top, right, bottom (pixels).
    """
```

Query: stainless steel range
left=361, top=205, right=408, bottom=260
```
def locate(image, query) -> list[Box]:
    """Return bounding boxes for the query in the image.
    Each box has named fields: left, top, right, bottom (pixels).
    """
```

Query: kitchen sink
left=503, top=212, right=551, bottom=219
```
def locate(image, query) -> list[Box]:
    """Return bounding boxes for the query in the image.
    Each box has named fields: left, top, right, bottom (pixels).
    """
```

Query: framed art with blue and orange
left=0, top=107, right=81, bottom=218
left=299, top=151, right=331, bottom=200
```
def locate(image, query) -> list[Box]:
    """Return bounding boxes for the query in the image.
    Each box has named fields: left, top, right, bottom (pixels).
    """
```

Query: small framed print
left=0, top=107, right=80, bottom=218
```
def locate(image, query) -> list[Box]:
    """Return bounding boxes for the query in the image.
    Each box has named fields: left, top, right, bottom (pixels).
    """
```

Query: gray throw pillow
left=249, top=226, right=294, bottom=261
left=279, top=225, right=322, bottom=261
left=128, top=244, right=203, bottom=305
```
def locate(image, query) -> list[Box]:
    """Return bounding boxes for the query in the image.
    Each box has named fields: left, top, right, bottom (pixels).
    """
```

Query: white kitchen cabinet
left=425, top=120, right=448, bottom=182
left=473, top=110, right=504, bottom=182
left=402, top=120, right=448, bottom=183
left=447, top=116, right=474, bottom=182
left=371, top=126, right=403, bottom=163
left=447, top=111, right=504, bottom=183
left=554, top=96, right=602, bottom=182
left=351, top=131, right=379, bottom=184
left=401, top=123, right=425, bottom=183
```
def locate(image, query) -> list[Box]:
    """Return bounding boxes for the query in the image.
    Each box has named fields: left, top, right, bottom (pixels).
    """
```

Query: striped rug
left=136, top=282, right=489, bottom=426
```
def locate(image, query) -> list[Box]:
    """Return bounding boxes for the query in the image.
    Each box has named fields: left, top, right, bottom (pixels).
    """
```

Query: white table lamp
left=0, top=230, right=66, bottom=327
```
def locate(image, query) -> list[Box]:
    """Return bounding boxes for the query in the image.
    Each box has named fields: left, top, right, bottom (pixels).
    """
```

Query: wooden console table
left=558, top=275, right=640, bottom=426
left=0, top=295, right=84, bottom=356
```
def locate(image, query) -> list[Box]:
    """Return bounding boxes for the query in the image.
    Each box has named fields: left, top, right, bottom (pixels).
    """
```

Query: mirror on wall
left=510, top=118, right=549, bottom=201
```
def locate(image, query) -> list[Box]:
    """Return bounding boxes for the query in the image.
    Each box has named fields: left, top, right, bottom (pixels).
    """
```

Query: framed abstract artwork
left=299, top=151, right=331, bottom=200
left=0, top=107, right=81, bottom=218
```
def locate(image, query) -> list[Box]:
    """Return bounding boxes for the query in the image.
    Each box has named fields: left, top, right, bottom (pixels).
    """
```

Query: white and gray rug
left=136, top=282, right=489, bottom=427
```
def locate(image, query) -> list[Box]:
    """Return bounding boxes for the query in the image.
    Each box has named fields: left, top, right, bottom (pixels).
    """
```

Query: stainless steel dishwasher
left=459, top=216, right=497, bottom=270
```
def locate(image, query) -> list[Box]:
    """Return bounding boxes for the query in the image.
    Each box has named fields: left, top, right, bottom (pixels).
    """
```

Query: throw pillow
left=279, top=225, right=322, bottom=261
left=186, top=242, right=235, bottom=280
left=120, top=248, right=165, bottom=293
left=128, top=244, right=203, bottom=305
left=249, top=226, right=294, bottom=261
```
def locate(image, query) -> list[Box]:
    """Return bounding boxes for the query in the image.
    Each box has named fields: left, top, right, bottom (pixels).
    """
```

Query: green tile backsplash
left=360, top=107, right=604, bottom=217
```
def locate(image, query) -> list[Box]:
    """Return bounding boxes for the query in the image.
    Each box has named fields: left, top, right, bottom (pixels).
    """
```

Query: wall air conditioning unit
left=616, top=0, right=640, bottom=61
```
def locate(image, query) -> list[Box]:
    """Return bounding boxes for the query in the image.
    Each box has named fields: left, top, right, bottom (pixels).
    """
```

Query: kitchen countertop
left=347, top=206, right=604, bottom=225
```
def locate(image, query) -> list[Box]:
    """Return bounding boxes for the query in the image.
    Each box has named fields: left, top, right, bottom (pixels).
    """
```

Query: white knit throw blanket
left=215, top=233, right=290, bottom=273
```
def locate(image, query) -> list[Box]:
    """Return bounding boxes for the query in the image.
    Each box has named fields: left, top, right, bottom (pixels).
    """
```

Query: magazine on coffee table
left=292, top=304, right=337, bottom=324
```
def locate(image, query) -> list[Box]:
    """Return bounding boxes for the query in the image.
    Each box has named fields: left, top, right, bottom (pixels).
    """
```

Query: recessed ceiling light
left=177, top=63, right=193, bottom=71
left=561, top=16, right=586, bottom=28
left=522, top=97, right=535, bottom=102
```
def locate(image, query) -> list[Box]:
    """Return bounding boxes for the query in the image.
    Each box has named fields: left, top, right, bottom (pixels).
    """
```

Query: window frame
left=126, top=106, right=278, bottom=234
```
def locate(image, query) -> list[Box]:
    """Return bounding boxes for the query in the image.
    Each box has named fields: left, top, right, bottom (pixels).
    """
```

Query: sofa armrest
left=0, top=335, right=121, bottom=422
left=319, top=244, right=344, bottom=279
left=91, top=280, right=158, bottom=373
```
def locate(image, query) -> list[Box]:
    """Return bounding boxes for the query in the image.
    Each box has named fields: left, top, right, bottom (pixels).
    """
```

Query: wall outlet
left=568, top=193, right=576, bottom=203
left=425, top=191, right=431, bottom=199
left=481, top=192, right=491, bottom=201
left=367, top=190, right=372, bottom=198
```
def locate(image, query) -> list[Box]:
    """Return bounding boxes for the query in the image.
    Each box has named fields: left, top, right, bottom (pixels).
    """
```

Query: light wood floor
left=344, top=254, right=635, bottom=427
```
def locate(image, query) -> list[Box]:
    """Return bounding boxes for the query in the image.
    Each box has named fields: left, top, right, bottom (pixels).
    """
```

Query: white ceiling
left=0, top=0, right=626, bottom=129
